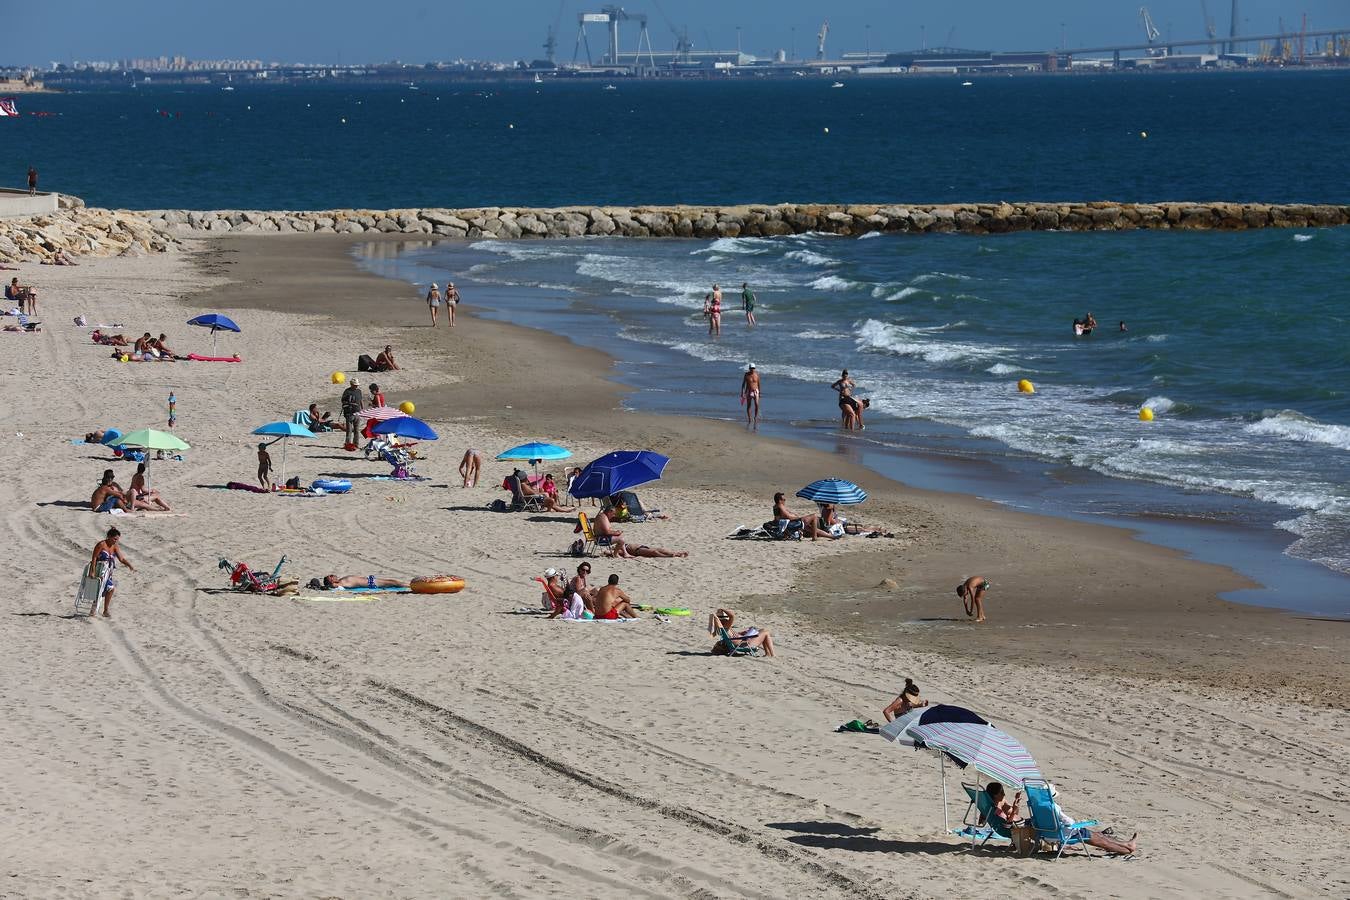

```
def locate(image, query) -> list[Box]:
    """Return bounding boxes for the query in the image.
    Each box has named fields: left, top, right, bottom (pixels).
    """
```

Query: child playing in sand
left=257, top=442, right=274, bottom=491
left=957, top=575, right=991, bottom=622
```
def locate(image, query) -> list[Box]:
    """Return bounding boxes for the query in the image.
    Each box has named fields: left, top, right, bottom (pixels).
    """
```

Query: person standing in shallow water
left=426, top=283, right=441, bottom=327
left=740, top=363, right=761, bottom=427
left=27, top=165, right=37, bottom=195
left=741, top=282, right=757, bottom=327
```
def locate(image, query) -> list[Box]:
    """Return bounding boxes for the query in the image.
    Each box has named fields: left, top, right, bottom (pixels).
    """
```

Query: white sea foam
left=857, top=231, right=881, bottom=240
left=1245, top=411, right=1350, bottom=451
left=986, top=363, right=1020, bottom=375
left=809, top=275, right=860, bottom=291
left=1293, top=233, right=1315, bottom=242
left=1144, top=334, right=1168, bottom=342
left=797, top=330, right=841, bottom=340
left=855, top=319, right=1002, bottom=365
left=880, top=286, right=922, bottom=301
left=785, top=249, right=839, bottom=267
left=912, top=271, right=973, bottom=284
left=692, top=236, right=774, bottom=255
left=1141, top=396, right=1175, bottom=414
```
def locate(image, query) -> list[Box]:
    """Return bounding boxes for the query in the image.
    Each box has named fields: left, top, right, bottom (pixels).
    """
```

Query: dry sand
left=1, top=236, right=1346, bottom=898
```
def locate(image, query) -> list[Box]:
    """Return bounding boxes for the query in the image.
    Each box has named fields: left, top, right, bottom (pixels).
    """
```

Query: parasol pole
left=940, top=754, right=949, bottom=834
left=280, top=436, right=289, bottom=487
left=211, top=326, right=218, bottom=356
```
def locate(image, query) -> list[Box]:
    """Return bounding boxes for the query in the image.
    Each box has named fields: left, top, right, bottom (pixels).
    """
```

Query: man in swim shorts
left=741, top=282, right=756, bottom=327
left=957, top=575, right=991, bottom=623
left=322, top=574, right=410, bottom=590
left=90, top=469, right=130, bottom=513
left=593, top=574, right=639, bottom=619
left=740, top=363, right=761, bottom=427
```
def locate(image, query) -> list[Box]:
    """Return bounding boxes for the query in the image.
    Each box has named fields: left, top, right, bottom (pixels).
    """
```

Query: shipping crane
left=1201, top=0, right=1217, bottom=54
left=574, top=6, right=655, bottom=68
left=1139, top=7, right=1163, bottom=54
left=816, top=19, right=829, bottom=60
left=543, top=0, right=566, bottom=64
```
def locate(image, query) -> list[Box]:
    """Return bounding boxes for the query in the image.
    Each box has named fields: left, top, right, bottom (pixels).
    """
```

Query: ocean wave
left=809, top=275, right=860, bottom=291
left=912, top=271, right=973, bottom=284
left=785, top=249, right=839, bottom=267
left=855, top=318, right=1001, bottom=365
left=692, top=236, right=774, bottom=255
left=1141, top=396, right=1175, bottom=414
left=986, top=363, right=1020, bottom=375
left=1245, top=411, right=1350, bottom=451
left=879, top=286, right=922, bottom=302
left=1293, top=233, right=1315, bottom=242
left=857, top=231, right=881, bottom=240
left=468, top=239, right=574, bottom=261
left=797, top=330, right=841, bottom=340
left=1144, top=334, right=1168, bottom=342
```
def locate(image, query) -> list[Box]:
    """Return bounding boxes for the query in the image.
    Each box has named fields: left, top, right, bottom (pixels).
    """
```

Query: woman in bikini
left=129, top=463, right=171, bottom=511
left=881, top=677, right=929, bottom=722
left=708, top=286, right=722, bottom=336
left=89, top=527, right=135, bottom=617
left=458, top=448, right=483, bottom=487
left=957, top=575, right=991, bottom=622
left=708, top=608, right=775, bottom=656
left=832, top=370, right=864, bottom=430
left=427, top=283, right=441, bottom=327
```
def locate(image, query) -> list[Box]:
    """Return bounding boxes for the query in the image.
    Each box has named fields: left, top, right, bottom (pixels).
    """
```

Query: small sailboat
left=831, top=81, right=845, bottom=88
left=533, top=73, right=543, bottom=84
left=603, top=83, right=617, bottom=91
left=961, top=81, right=974, bottom=86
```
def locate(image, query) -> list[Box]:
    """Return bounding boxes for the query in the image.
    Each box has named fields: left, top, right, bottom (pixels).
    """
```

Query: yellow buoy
left=1139, top=407, right=1154, bottom=421
left=331, top=371, right=346, bottom=384
left=1017, top=379, right=1035, bottom=394
left=399, top=400, right=415, bottom=414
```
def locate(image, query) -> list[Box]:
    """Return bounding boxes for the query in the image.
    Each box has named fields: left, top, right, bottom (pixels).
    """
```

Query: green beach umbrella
left=116, top=428, right=191, bottom=486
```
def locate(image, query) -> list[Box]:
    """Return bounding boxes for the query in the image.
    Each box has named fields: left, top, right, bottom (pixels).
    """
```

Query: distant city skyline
left=6, top=1, right=1347, bottom=67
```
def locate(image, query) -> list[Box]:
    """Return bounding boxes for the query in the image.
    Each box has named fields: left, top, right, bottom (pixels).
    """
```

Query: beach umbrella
left=371, top=416, right=438, bottom=441
left=356, top=405, right=405, bottom=421
left=116, top=428, right=192, bottom=484
left=796, top=477, right=868, bottom=506
left=880, top=705, right=1043, bottom=833
left=186, top=313, right=241, bottom=355
left=568, top=450, right=670, bottom=499
left=252, top=420, right=316, bottom=486
left=497, top=441, right=572, bottom=477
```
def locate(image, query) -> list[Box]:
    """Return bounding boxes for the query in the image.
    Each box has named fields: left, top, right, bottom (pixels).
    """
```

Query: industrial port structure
left=535, top=2, right=1350, bottom=77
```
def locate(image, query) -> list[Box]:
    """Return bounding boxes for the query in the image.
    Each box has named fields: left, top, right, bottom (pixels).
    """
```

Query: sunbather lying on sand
left=603, top=543, right=688, bottom=559
left=321, top=574, right=409, bottom=590
left=92, top=330, right=129, bottom=346
left=708, top=608, right=775, bottom=656
left=818, top=503, right=895, bottom=538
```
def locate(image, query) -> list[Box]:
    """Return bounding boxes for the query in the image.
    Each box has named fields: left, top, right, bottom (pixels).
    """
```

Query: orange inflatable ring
left=410, top=575, right=466, bottom=595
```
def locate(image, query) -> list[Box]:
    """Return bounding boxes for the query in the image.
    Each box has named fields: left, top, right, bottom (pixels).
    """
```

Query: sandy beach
left=2, top=235, right=1346, bottom=898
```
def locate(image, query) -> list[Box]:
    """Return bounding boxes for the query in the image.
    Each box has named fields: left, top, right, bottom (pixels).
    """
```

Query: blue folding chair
left=955, top=783, right=1011, bottom=846
left=716, top=627, right=761, bottom=657
left=1023, top=779, right=1099, bottom=859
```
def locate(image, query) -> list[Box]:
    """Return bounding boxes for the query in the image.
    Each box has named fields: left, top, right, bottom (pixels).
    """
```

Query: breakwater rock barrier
left=2, top=200, right=1348, bottom=263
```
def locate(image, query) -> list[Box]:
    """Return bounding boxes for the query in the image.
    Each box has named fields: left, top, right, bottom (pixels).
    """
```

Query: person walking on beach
left=257, top=442, right=274, bottom=491
left=88, top=527, right=135, bottom=618
left=740, top=363, right=761, bottom=427
left=445, top=282, right=460, bottom=326
left=426, top=283, right=441, bottom=327
left=741, top=282, right=757, bottom=327
left=27, top=165, right=37, bottom=195
left=341, top=378, right=364, bottom=449
left=957, top=575, right=991, bottom=622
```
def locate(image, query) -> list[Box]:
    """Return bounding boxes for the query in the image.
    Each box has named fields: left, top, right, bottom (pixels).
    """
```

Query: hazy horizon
left=6, top=0, right=1347, bottom=68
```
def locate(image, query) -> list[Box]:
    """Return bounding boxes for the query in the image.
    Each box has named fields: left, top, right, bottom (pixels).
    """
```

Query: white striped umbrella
left=357, top=405, right=405, bottom=421
left=881, top=704, right=1043, bottom=833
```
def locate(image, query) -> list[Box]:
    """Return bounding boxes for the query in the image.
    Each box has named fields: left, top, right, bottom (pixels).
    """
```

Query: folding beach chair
left=716, top=627, right=761, bottom=657
left=575, top=512, right=612, bottom=556
left=955, top=782, right=1012, bottom=846
left=75, top=561, right=109, bottom=616
left=1024, top=779, right=1099, bottom=859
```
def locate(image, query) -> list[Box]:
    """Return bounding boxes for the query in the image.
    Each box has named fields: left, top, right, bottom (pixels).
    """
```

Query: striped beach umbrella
left=795, top=477, right=868, bottom=505
left=356, top=405, right=405, bottom=421
left=880, top=704, right=1043, bottom=833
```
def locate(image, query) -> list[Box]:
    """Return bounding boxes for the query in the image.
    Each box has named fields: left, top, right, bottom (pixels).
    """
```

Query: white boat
left=831, top=81, right=845, bottom=88
left=533, top=74, right=543, bottom=84
left=603, top=83, right=617, bottom=90
left=221, top=85, right=235, bottom=91
left=961, top=81, right=974, bottom=86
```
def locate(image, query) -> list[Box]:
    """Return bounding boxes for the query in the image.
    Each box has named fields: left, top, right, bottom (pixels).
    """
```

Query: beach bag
left=357, top=353, right=376, bottom=372
left=488, top=498, right=510, bottom=513
left=568, top=538, right=586, bottom=557
left=1011, top=824, right=1040, bottom=857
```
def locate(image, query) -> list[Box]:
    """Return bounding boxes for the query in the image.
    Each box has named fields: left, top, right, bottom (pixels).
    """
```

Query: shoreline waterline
left=356, top=233, right=1349, bottom=618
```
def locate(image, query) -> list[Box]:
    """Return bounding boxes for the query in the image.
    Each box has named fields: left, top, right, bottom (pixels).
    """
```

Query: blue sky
left=7, top=1, right=1346, bottom=66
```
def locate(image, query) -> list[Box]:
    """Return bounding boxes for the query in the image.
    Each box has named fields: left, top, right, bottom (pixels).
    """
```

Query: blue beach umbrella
left=372, top=416, right=439, bottom=441
left=569, top=450, right=670, bottom=499
left=187, top=313, right=242, bottom=355
left=497, top=441, right=572, bottom=476
left=796, top=478, right=868, bottom=506
left=252, top=420, right=316, bottom=485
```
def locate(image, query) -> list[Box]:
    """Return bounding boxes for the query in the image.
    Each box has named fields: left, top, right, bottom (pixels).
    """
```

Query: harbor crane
left=574, top=5, right=656, bottom=68
left=1139, top=6, right=1164, bottom=55
left=816, top=19, right=829, bottom=60
left=1201, top=0, right=1217, bottom=54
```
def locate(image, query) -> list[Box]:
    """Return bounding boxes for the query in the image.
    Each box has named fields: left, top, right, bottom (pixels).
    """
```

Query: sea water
left=362, top=225, right=1350, bottom=615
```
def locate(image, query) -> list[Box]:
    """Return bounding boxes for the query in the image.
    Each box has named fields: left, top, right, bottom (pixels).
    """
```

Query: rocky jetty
left=2, top=200, right=1347, bottom=263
